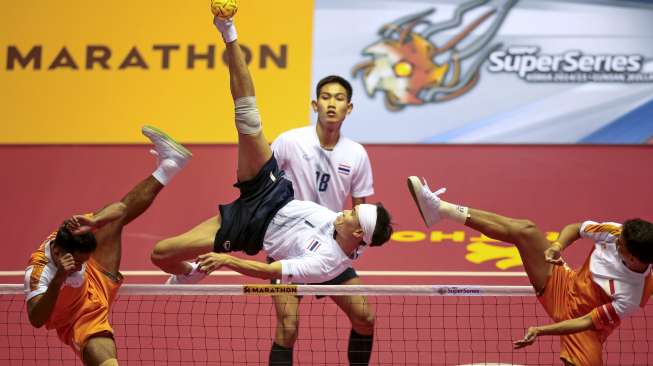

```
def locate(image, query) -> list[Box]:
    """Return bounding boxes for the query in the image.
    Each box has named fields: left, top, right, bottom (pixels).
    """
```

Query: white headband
left=358, top=204, right=377, bottom=245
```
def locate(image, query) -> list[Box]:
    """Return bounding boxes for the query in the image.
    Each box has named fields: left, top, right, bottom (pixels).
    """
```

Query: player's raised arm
left=544, top=222, right=581, bottom=265
left=26, top=235, right=77, bottom=328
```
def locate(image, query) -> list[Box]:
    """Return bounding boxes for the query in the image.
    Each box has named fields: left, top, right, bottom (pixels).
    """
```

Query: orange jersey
left=538, top=221, right=653, bottom=365
left=23, top=228, right=122, bottom=355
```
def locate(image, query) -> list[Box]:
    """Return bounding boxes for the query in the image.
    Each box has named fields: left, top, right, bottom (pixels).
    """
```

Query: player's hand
left=197, top=253, right=230, bottom=274
left=513, top=326, right=539, bottom=349
left=53, top=253, right=77, bottom=281
left=544, top=241, right=564, bottom=265
left=64, top=215, right=96, bottom=235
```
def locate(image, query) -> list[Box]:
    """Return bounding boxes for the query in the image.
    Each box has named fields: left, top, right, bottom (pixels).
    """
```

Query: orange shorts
left=56, top=258, right=123, bottom=357
left=537, top=264, right=607, bottom=366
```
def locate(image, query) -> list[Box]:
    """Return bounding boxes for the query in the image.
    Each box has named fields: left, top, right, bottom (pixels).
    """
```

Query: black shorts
left=315, top=267, right=359, bottom=286
left=268, top=259, right=359, bottom=299
left=213, top=155, right=294, bottom=255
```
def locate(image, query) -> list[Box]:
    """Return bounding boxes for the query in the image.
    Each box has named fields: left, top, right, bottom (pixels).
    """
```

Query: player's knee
left=278, top=315, right=299, bottom=334
left=277, top=314, right=299, bottom=341
left=83, top=336, right=117, bottom=366
left=511, top=219, right=540, bottom=241
left=278, top=327, right=298, bottom=345
left=351, top=312, right=375, bottom=333
left=150, top=239, right=175, bottom=268
left=235, top=96, right=261, bottom=135
left=98, top=359, right=119, bottom=366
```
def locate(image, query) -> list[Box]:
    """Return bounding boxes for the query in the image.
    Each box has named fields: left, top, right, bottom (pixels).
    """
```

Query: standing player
left=407, top=176, right=653, bottom=366
left=269, top=76, right=376, bottom=365
left=24, top=126, right=191, bottom=366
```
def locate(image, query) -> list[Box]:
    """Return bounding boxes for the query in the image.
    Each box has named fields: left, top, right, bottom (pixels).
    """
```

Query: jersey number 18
left=315, top=171, right=330, bottom=192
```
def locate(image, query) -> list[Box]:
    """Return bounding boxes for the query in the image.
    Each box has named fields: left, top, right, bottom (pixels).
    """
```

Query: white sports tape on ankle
left=213, top=17, right=238, bottom=43
left=234, top=96, right=261, bottom=135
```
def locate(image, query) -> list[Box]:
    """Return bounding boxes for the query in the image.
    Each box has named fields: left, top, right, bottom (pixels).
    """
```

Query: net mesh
left=1, top=284, right=651, bottom=365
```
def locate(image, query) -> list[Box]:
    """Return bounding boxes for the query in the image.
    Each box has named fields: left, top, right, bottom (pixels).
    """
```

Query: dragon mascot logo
left=352, top=0, right=516, bottom=111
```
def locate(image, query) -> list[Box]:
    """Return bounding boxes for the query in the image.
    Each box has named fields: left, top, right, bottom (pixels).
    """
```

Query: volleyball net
left=1, top=284, right=651, bottom=365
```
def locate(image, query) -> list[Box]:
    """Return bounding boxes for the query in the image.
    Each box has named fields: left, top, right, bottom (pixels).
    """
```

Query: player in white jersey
left=149, top=14, right=394, bottom=366
left=271, top=80, right=374, bottom=211
left=407, top=176, right=653, bottom=366
left=269, top=75, right=376, bottom=365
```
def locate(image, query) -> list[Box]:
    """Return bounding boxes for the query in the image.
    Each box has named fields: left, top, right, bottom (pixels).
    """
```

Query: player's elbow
left=581, top=313, right=596, bottom=331
left=264, top=263, right=283, bottom=280
left=29, top=319, right=45, bottom=329
left=564, top=223, right=582, bottom=237
left=259, top=274, right=276, bottom=280
left=263, top=269, right=281, bottom=280
left=27, top=312, right=45, bottom=328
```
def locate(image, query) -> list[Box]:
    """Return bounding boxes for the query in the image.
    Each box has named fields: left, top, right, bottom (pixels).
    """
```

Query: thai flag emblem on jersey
left=337, top=163, right=351, bottom=175
left=307, top=240, right=321, bottom=252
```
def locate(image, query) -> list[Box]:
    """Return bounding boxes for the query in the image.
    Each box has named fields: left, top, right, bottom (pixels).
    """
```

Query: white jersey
left=271, top=126, right=374, bottom=212
left=581, top=221, right=653, bottom=328
left=263, top=200, right=353, bottom=284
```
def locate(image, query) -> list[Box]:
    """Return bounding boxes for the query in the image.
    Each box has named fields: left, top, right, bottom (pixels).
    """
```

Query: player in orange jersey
left=408, top=176, right=653, bottom=366
left=24, top=126, right=191, bottom=366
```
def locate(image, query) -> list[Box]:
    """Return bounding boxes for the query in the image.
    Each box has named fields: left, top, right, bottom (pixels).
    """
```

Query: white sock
left=440, top=200, right=469, bottom=224
left=152, top=159, right=182, bottom=186
left=214, top=17, right=238, bottom=43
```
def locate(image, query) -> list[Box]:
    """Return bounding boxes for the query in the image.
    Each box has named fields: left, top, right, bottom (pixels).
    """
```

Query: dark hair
left=54, top=224, right=97, bottom=254
left=370, top=203, right=393, bottom=247
left=622, top=218, right=653, bottom=264
left=316, top=75, right=353, bottom=102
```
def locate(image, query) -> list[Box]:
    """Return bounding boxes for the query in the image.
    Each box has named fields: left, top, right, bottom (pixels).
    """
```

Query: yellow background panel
left=1, top=0, right=314, bottom=143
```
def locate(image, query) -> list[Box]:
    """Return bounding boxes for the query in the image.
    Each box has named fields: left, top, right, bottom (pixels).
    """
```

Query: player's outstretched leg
left=214, top=16, right=272, bottom=183
left=152, top=14, right=274, bottom=282
left=92, top=126, right=192, bottom=277
left=408, top=176, right=552, bottom=292
left=84, top=126, right=190, bottom=366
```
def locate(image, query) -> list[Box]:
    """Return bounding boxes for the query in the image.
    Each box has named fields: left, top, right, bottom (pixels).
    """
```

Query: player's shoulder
left=581, top=220, right=622, bottom=235
left=28, top=234, right=56, bottom=268
left=28, top=250, right=48, bottom=266
left=336, top=135, right=367, bottom=154
left=274, top=127, right=317, bottom=157
left=293, top=199, right=328, bottom=212
left=278, top=126, right=314, bottom=140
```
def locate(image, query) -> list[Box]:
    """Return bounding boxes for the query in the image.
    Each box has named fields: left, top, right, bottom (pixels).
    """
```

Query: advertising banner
left=313, top=0, right=653, bottom=143
left=1, top=1, right=314, bottom=143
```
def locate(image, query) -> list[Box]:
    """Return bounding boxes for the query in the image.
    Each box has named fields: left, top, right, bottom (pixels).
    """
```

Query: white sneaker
left=407, top=176, right=446, bottom=227
left=142, top=125, right=192, bottom=168
left=165, top=262, right=206, bottom=285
